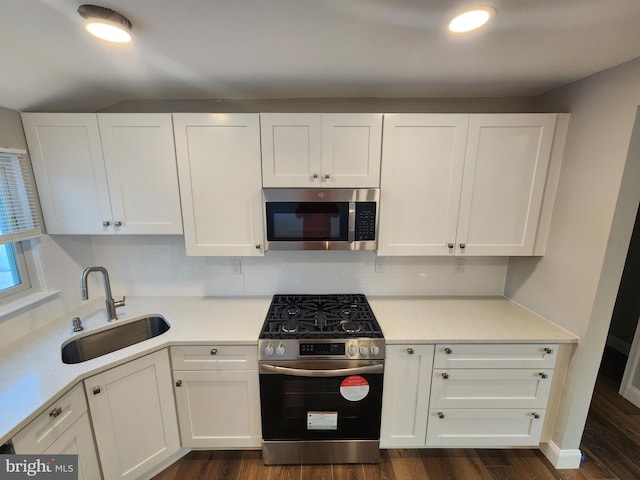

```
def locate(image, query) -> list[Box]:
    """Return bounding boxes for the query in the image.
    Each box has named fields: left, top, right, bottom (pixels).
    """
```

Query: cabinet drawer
left=430, top=369, right=553, bottom=409
left=426, top=408, right=545, bottom=447
left=12, top=383, right=87, bottom=454
left=433, top=344, right=558, bottom=369
left=170, top=345, right=258, bottom=370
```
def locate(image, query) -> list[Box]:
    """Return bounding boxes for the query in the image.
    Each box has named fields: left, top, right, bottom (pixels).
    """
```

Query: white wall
left=506, top=57, right=640, bottom=451
left=88, top=235, right=508, bottom=297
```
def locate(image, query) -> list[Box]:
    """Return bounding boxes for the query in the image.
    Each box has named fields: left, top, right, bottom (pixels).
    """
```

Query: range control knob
left=370, top=344, right=380, bottom=356
left=359, top=345, right=369, bottom=356
left=264, top=344, right=274, bottom=356
left=348, top=343, right=358, bottom=356
left=276, top=344, right=286, bottom=356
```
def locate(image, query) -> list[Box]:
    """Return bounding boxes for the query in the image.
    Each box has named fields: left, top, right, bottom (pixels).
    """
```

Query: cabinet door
left=430, top=369, right=553, bottom=409
left=21, top=113, right=112, bottom=234
left=321, top=114, right=382, bottom=187
left=456, top=114, right=557, bottom=255
left=98, top=114, right=183, bottom=234
left=173, top=113, right=264, bottom=256
left=85, top=349, right=180, bottom=480
left=380, top=344, right=434, bottom=447
left=378, top=114, right=469, bottom=255
left=44, top=413, right=102, bottom=480
left=426, top=408, right=545, bottom=447
left=261, top=113, right=322, bottom=187
left=173, top=370, right=262, bottom=448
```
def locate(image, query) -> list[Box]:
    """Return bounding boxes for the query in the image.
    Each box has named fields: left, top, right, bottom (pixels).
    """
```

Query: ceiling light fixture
left=448, top=6, right=496, bottom=33
left=78, top=4, right=132, bottom=43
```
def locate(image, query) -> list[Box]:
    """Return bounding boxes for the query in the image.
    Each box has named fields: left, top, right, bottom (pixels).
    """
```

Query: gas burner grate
left=260, top=294, right=383, bottom=339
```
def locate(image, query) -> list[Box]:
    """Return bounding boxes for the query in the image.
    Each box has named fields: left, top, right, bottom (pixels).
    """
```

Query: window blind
left=0, top=148, right=43, bottom=244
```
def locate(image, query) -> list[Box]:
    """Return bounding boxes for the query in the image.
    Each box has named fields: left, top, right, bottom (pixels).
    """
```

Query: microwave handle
left=348, top=202, right=356, bottom=243
left=260, top=363, right=383, bottom=377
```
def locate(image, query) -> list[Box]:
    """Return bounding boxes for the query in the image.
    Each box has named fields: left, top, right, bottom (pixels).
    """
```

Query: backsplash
left=0, top=234, right=507, bottom=349
left=89, top=236, right=507, bottom=297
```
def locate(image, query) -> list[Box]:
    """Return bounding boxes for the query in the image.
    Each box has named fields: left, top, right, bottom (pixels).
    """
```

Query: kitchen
left=1, top=1, right=640, bottom=479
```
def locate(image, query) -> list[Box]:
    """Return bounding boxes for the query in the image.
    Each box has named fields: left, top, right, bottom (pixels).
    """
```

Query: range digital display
left=299, top=343, right=346, bottom=356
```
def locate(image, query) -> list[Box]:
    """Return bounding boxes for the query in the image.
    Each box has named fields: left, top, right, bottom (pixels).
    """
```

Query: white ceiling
left=3, top=0, right=640, bottom=112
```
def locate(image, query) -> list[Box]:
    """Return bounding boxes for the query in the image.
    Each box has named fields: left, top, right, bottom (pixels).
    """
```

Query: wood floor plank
left=333, top=463, right=366, bottom=480
left=388, top=448, right=431, bottom=479
left=362, top=449, right=396, bottom=480
left=301, top=464, right=332, bottom=480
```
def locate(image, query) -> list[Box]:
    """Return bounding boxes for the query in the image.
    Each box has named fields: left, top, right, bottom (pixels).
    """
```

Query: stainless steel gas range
left=258, top=294, right=385, bottom=465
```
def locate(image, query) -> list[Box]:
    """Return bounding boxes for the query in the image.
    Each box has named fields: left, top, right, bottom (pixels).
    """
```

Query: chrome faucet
left=80, top=266, right=126, bottom=322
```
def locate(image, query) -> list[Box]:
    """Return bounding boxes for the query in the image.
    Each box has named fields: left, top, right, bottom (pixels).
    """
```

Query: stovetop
left=259, top=294, right=383, bottom=340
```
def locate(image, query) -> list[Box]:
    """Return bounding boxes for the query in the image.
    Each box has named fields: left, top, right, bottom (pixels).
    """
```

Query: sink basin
left=61, top=315, right=170, bottom=364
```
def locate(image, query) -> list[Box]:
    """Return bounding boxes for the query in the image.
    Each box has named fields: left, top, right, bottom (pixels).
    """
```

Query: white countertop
left=0, top=295, right=577, bottom=445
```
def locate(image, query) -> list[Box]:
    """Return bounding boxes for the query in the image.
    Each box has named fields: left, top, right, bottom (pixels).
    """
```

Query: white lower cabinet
left=12, top=382, right=102, bottom=480
left=381, top=343, right=558, bottom=450
left=170, top=345, right=262, bottom=449
left=380, top=345, right=434, bottom=447
left=85, top=349, right=181, bottom=480
left=425, top=344, right=558, bottom=447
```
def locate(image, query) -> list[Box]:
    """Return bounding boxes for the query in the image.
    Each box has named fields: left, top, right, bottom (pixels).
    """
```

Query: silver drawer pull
left=407, top=348, right=414, bottom=355
left=175, top=380, right=182, bottom=387
left=210, top=348, right=218, bottom=355
left=444, top=347, right=452, bottom=354
left=437, top=412, right=445, bottom=419
left=92, top=386, right=101, bottom=395
left=539, top=372, right=548, bottom=379
left=531, top=412, right=540, bottom=419
left=49, top=407, right=63, bottom=418
left=544, top=347, right=553, bottom=354
left=441, top=372, right=449, bottom=379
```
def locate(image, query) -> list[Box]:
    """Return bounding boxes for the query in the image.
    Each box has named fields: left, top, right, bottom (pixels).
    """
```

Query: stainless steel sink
left=61, top=315, right=170, bottom=364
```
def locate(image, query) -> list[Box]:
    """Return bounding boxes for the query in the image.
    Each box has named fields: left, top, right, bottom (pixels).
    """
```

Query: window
left=0, top=148, right=43, bottom=304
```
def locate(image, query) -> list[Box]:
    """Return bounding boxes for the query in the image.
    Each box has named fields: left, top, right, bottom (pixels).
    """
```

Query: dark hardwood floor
left=152, top=347, right=640, bottom=480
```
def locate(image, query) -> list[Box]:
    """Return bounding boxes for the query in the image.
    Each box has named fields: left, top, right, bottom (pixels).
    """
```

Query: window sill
left=0, top=290, right=61, bottom=318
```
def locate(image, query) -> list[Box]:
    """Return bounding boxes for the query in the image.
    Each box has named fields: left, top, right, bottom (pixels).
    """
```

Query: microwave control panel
left=355, top=202, right=376, bottom=241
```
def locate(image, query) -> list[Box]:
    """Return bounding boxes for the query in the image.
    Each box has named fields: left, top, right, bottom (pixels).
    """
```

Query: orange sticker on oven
left=340, top=375, right=369, bottom=401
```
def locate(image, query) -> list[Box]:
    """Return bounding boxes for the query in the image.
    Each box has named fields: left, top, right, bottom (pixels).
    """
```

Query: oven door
left=259, top=360, right=384, bottom=441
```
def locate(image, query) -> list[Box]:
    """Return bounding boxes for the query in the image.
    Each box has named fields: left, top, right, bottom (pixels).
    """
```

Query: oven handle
left=260, top=363, right=383, bottom=377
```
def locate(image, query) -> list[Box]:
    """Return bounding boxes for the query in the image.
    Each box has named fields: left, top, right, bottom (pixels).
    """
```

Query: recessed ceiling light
left=448, top=7, right=496, bottom=33
left=77, top=4, right=132, bottom=43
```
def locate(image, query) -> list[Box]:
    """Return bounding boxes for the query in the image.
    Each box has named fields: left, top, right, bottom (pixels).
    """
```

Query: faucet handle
left=114, top=296, right=126, bottom=308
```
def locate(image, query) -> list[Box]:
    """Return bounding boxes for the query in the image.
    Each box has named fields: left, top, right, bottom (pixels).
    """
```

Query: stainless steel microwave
left=263, top=188, right=379, bottom=251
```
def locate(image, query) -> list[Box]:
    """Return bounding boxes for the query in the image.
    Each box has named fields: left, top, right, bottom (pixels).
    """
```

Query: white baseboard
left=606, top=334, right=631, bottom=356
left=621, top=384, right=640, bottom=408
left=540, top=441, right=582, bottom=469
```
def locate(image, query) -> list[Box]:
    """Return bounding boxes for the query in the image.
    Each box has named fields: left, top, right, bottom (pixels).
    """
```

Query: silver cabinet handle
left=255, top=244, right=261, bottom=249
left=92, top=386, right=101, bottom=395
left=448, top=243, right=454, bottom=249
left=544, top=347, right=553, bottom=354
left=444, top=347, right=452, bottom=354
left=459, top=243, right=466, bottom=249
left=437, top=412, right=445, bottom=419
left=324, top=173, right=330, bottom=179
left=102, top=221, right=110, bottom=227
left=531, top=412, right=540, bottom=419
left=175, top=380, right=182, bottom=387
left=260, top=363, right=383, bottom=377
left=210, top=348, right=218, bottom=355
left=441, top=372, right=449, bottom=379
left=539, top=372, right=548, bottom=379
left=407, top=348, right=414, bottom=355
left=312, top=173, right=319, bottom=179
left=114, top=221, right=122, bottom=227
left=49, top=406, right=63, bottom=418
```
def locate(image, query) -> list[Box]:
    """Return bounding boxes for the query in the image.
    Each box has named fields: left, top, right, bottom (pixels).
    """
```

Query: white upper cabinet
left=378, top=114, right=469, bottom=256
left=173, top=113, right=264, bottom=256
left=378, top=113, right=559, bottom=256
left=261, top=113, right=382, bottom=187
left=22, top=113, right=183, bottom=234
left=456, top=114, right=557, bottom=256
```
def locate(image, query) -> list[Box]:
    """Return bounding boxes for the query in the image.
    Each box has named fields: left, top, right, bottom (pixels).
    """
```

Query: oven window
left=266, top=202, right=349, bottom=241
left=260, top=374, right=383, bottom=441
